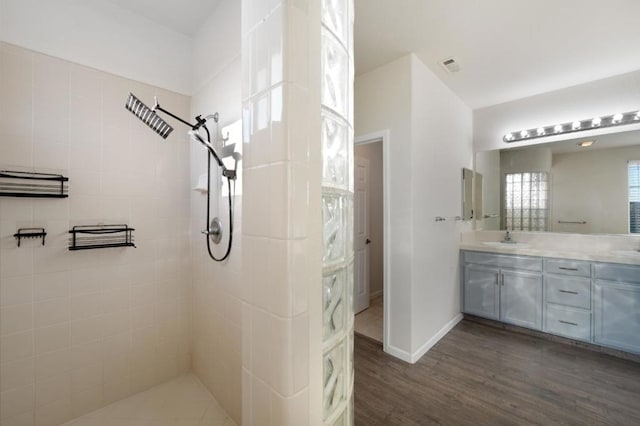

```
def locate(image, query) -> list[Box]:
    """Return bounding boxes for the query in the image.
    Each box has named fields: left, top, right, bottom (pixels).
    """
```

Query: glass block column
left=321, top=0, right=354, bottom=424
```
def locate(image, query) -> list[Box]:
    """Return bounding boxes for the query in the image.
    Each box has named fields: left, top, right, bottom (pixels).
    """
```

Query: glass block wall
left=320, top=0, right=355, bottom=424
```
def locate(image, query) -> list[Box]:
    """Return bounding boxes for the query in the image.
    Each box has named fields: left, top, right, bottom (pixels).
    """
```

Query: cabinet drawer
left=464, top=251, right=542, bottom=272
left=544, top=259, right=591, bottom=277
left=545, top=304, right=591, bottom=342
left=594, top=263, right=640, bottom=285
left=545, top=275, right=591, bottom=309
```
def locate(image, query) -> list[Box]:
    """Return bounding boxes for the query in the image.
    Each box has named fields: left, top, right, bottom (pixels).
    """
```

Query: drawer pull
left=558, top=267, right=579, bottom=271
left=559, top=320, right=578, bottom=326
left=558, top=290, right=579, bottom=295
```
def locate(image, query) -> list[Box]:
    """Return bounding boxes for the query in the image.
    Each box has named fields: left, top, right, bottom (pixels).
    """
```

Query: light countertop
left=460, top=231, right=640, bottom=266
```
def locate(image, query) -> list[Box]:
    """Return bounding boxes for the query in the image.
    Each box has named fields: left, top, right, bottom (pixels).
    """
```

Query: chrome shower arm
left=152, top=97, right=207, bottom=130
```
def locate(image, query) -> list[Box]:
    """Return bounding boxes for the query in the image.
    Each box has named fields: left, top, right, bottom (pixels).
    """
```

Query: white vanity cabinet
left=462, top=251, right=543, bottom=330
left=594, top=263, right=640, bottom=354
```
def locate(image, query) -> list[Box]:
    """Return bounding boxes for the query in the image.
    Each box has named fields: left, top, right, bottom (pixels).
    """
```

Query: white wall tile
left=0, top=276, right=33, bottom=307
left=70, top=363, right=102, bottom=393
left=0, top=358, right=34, bottom=392
left=35, top=349, right=71, bottom=381
left=0, top=384, right=34, bottom=420
left=0, top=331, right=33, bottom=363
left=34, top=396, right=73, bottom=426
left=34, top=298, right=70, bottom=328
left=33, top=271, right=69, bottom=302
left=35, top=372, right=70, bottom=407
left=70, top=317, right=102, bottom=346
left=0, top=304, right=33, bottom=336
left=66, top=347, right=100, bottom=379
left=1, top=44, right=192, bottom=421
left=34, top=323, right=70, bottom=355
left=1, top=248, right=34, bottom=279
left=0, top=411, right=34, bottom=426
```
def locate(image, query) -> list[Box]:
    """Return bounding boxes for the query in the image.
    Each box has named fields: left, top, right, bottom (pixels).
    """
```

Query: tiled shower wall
left=240, top=0, right=354, bottom=424
left=0, top=43, right=192, bottom=426
left=190, top=57, right=243, bottom=422
left=240, top=0, right=321, bottom=424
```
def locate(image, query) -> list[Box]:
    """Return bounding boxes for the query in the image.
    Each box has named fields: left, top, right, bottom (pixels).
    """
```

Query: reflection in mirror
left=462, top=168, right=474, bottom=221
left=476, top=129, right=640, bottom=234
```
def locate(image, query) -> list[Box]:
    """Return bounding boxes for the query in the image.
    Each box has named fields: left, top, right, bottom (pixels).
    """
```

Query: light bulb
left=505, top=133, right=514, bottom=141
left=572, top=121, right=581, bottom=130
left=554, top=124, right=563, bottom=133
left=612, top=113, right=623, bottom=123
left=635, top=111, right=640, bottom=120
left=520, top=130, right=529, bottom=138
left=537, top=127, right=545, bottom=136
left=592, top=117, right=601, bottom=127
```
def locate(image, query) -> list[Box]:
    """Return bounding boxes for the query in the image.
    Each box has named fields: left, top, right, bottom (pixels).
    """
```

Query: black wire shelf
left=68, top=224, right=136, bottom=251
left=14, top=227, right=47, bottom=247
left=0, top=170, right=69, bottom=198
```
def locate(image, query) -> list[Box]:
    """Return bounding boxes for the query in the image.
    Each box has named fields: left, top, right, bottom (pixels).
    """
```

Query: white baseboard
left=384, top=344, right=413, bottom=363
left=409, top=313, right=463, bottom=364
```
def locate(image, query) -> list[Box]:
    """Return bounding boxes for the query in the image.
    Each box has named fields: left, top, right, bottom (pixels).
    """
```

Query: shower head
left=125, top=93, right=174, bottom=139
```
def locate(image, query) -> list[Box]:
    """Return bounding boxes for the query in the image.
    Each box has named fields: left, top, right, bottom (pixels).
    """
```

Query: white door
left=354, top=156, right=371, bottom=314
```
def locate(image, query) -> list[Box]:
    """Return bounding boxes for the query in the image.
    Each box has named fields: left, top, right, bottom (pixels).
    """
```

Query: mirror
left=475, top=129, right=640, bottom=234
left=462, top=168, right=474, bottom=221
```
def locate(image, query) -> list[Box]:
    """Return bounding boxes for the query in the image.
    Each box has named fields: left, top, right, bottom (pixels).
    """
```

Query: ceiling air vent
left=440, top=57, right=460, bottom=73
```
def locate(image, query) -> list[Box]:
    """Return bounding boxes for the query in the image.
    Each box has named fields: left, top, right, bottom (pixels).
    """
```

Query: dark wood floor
left=354, top=320, right=640, bottom=425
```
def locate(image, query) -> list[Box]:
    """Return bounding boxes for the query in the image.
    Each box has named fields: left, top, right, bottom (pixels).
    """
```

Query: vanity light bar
left=503, top=109, right=640, bottom=143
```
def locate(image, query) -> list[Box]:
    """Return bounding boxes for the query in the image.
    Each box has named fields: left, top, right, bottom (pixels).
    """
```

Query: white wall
left=188, top=0, right=242, bottom=422
left=354, top=142, right=383, bottom=298
left=409, top=55, right=472, bottom=358
left=0, top=43, right=192, bottom=425
left=192, top=0, right=241, bottom=94
left=354, top=54, right=473, bottom=362
left=0, top=0, right=193, bottom=95
left=355, top=55, right=413, bottom=357
left=474, top=70, right=640, bottom=152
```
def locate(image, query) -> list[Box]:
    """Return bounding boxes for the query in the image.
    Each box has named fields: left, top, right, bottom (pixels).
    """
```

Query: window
left=504, top=172, right=549, bottom=231
left=629, top=160, right=640, bottom=233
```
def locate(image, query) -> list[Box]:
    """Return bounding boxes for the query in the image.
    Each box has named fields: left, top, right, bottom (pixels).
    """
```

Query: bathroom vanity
left=460, top=246, right=640, bottom=355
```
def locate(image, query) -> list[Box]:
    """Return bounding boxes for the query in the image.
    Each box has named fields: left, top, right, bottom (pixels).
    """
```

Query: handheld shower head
left=188, top=131, right=225, bottom=169
left=125, top=93, right=174, bottom=139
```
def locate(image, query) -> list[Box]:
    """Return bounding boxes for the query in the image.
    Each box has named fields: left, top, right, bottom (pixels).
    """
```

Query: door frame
left=354, top=130, right=390, bottom=351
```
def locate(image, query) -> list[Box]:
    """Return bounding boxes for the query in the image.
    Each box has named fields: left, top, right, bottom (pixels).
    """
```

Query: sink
left=611, top=250, right=640, bottom=257
left=482, top=241, right=530, bottom=248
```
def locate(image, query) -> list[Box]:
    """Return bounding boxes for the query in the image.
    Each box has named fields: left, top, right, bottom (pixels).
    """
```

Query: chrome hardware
left=559, top=290, right=579, bottom=295
left=559, top=320, right=578, bottom=326
left=558, top=267, right=579, bottom=271
left=202, top=217, right=223, bottom=244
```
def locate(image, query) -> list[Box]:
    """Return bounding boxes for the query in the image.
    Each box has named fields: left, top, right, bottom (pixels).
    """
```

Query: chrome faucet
left=502, top=230, right=514, bottom=243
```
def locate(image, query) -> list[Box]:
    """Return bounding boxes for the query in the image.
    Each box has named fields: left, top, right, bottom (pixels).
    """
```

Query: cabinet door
left=501, top=270, right=543, bottom=330
left=594, top=280, right=640, bottom=354
left=463, top=264, right=500, bottom=320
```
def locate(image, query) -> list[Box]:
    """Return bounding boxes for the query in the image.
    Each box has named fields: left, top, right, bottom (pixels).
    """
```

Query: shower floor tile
left=62, top=374, right=236, bottom=426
